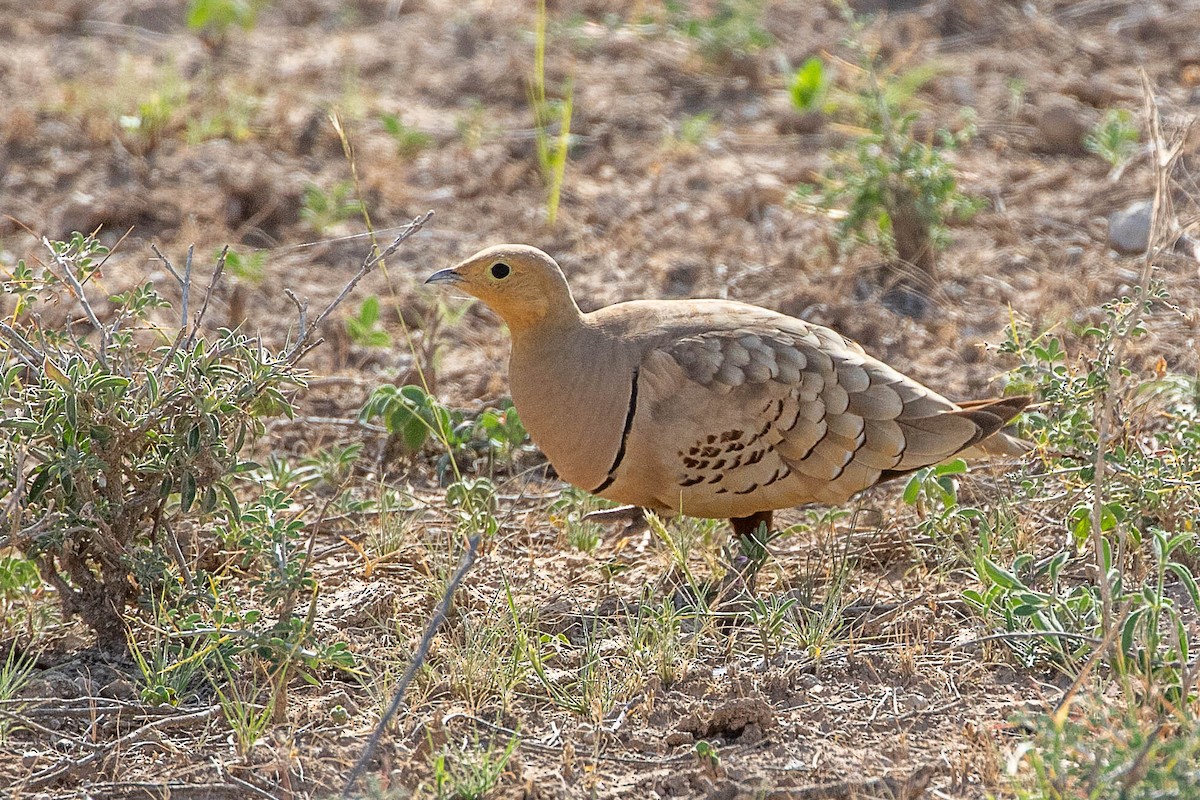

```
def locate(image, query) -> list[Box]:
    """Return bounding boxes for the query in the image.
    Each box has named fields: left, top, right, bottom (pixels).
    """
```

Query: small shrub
left=1085, top=108, right=1140, bottom=178
left=0, top=234, right=307, bottom=650
left=791, top=20, right=981, bottom=286
left=927, top=284, right=1200, bottom=694
left=381, top=113, right=433, bottom=158
left=667, top=0, right=772, bottom=73
left=1011, top=698, right=1200, bottom=798
left=300, top=181, right=363, bottom=234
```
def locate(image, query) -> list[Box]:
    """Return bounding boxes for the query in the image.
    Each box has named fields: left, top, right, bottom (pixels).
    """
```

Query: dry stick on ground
left=342, top=531, right=482, bottom=797
left=24, top=705, right=220, bottom=789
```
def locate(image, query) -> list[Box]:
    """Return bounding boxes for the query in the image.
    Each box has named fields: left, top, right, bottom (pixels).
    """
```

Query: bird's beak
left=424, top=268, right=463, bottom=285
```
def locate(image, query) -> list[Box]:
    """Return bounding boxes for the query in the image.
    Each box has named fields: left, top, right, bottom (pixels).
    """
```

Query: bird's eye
left=490, top=262, right=511, bottom=279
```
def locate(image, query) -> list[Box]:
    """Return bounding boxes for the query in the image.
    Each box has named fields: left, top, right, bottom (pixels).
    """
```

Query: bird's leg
left=729, top=510, right=774, bottom=594
left=582, top=504, right=649, bottom=536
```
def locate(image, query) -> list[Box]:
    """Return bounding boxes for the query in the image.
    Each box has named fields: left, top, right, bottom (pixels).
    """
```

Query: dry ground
left=2, top=0, right=1200, bottom=797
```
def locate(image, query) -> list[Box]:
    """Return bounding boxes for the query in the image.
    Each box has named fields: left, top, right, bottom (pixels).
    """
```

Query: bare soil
left=2, top=0, right=1200, bottom=798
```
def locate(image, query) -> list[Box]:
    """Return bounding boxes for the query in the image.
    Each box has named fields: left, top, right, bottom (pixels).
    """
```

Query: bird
left=426, top=245, right=1030, bottom=543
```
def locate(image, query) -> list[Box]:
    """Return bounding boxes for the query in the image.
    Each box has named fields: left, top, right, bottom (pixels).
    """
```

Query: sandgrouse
left=427, top=245, right=1030, bottom=539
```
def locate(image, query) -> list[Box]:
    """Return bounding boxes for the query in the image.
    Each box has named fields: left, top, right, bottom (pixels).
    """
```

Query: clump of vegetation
left=666, top=0, right=772, bottom=77
left=187, top=0, right=271, bottom=52
left=427, top=730, right=520, bottom=799
left=0, top=219, right=428, bottom=663
left=791, top=15, right=981, bottom=296
left=381, top=113, right=434, bottom=159
left=345, top=295, right=393, bottom=349
left=966, top=286, right=1200, bottom=680
left=117, top=68, right=188, bottom=153
left=0, top=234, right=304, bottom=650
left=359, top=384, right=530, bottom=480
left=1085, top=108, right=1140, bottom=180
left=1013, top=699, right=1200, bottom=798
left=899, top=235, right=1200, bottom=795
left=300, top=180, right=364, bottom=234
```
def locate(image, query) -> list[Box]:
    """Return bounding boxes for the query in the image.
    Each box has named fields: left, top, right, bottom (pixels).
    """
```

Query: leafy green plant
left=300, top=181, right=363, bottom=234
left=549, top=487, right=610, bottom=553
left=221, top=247, right=266, bottom=284
left=747, top=594, right=798, bottom=660
left=359, top=385, right=530, bottom=479
left=789, top=56, right=829, bottom=111
left=214, top=489, right=353, bottom=676
left=345, top=296, right=392, bottom=348
left=667, top=0, right=772, bottom=72
left=529, top=0, right=574, bottom=226
left=446, top=477, right=500, bottom=538
left=473, top=400, right=529, bottom=470
left=693, top=739, right=721, bottom=774
left=187, top=0, right=269, bottom=45
left=0, top=233, right=305, bottom=651
left=428, top=730, right=519, bottom=800
left=299, top=441, right=365, bottom=492
left=953, top=283, right=1198, bottom=688
left=381, top=113, right=433, bottom=158
left=1011, top=698, right=1200, bottom=799
left=1085, top=108, right=1140, bottom=179
left=361, top=384, right=458, bottom=456
left=791, top=22, right=981, bottom=285
left=666, top=111, right=716, bottom=152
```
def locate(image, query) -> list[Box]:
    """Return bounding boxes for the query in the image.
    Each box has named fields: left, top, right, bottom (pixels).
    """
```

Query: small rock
left=99, top=679, right=138, bottom=701
left=1033, top=97, right=1096, bottom=155
left=1064, top=76, right=1136, bottom=108
left=881, top=283, right=930, bottom=319
left=1107, top=199, right=1154, bottom=255
left=664, top=730, right=694, bottom=747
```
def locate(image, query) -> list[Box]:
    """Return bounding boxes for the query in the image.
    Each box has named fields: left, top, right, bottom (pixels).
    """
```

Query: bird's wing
left=615, top=318, right=1027, bottom=516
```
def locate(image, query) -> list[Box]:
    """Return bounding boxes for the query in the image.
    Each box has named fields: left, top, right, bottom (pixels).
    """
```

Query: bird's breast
left=508, top=336, right=637, bottom=495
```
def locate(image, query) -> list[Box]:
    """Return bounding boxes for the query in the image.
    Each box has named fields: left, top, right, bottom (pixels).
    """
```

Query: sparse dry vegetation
left=2, top=1, right=1199, bottom=798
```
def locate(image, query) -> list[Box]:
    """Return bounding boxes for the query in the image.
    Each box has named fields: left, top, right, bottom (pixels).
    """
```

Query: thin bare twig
left=186, top=246, right=228, bottom=348
left=26, top=705, right=219, bottom=788
left=287, top=210, right=433, bottom=362
left=45, top=236, right=104, bottom=336
left=0, top=322, right=45, bottom=364
left=342, top=530, right=481, bottom=797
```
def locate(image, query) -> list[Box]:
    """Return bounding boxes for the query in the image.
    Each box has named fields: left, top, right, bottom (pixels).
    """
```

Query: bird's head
left=425, top=244, right=580, bottom=333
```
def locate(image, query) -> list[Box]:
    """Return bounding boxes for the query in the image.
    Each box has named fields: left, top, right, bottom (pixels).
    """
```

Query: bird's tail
left=953, top=396, right=1034, bottom=459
